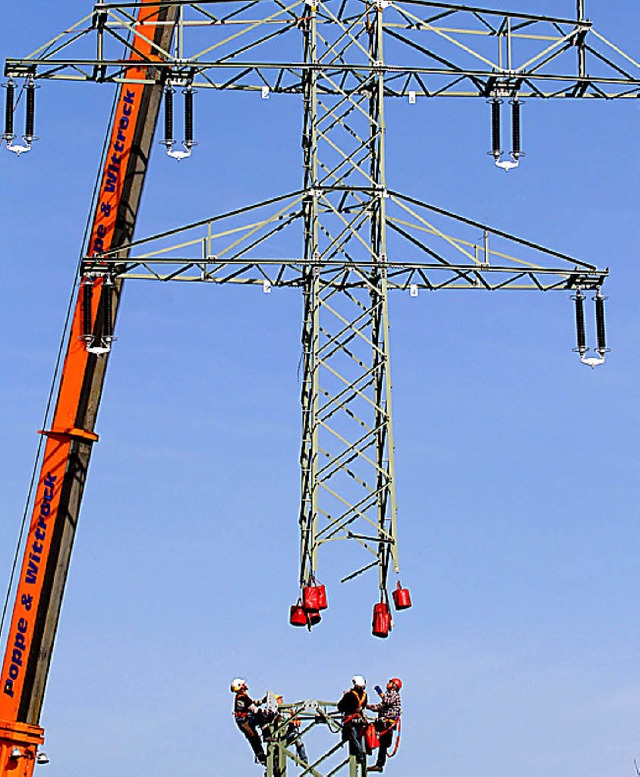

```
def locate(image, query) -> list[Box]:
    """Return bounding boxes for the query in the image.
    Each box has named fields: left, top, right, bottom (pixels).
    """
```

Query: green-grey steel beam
left=261, top=698, right=367, bottom=777
left=295, top=0, right=401, bottom=596
left=299, top=3, right=321, bottom=591
left=4, top=1, right=640, bottom=100
left=369, top=1, right=399, bottom=596
left=83, top=188, right=608, bottom=292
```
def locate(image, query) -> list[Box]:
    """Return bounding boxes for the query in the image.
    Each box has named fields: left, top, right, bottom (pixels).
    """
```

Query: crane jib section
left=4, top=473, right=57, bottom=699
left=0, top=3, right=173, bottom=775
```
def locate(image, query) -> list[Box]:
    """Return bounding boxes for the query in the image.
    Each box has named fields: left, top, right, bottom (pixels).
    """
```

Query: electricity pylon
left=3, top=0, right=638, bottom=630
left=255, top=695, right=372, bottom=777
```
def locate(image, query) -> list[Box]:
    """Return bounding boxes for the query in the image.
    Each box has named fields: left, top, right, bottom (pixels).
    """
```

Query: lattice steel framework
left=295, top=3, right=398, bottom=596
left=4, top=0, right=639, bottom=621
left=261, top=696, right=367, bottom=777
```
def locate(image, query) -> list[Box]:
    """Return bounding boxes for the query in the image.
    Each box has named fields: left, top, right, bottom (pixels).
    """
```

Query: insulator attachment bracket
left=571, top=288, right=609, bottom=368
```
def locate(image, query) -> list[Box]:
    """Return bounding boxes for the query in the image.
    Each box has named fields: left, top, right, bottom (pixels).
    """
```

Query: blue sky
left=1, top=2, right=640, bottom=776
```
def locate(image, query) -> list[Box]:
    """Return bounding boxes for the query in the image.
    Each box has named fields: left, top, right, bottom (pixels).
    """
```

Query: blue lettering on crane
left=92, top=89, right=136, bottom=256
left=101, top=89, right=135, bottom=196
left=2, top=472, right=56, bottom=698
left=24, top=473, right=56, bottom=585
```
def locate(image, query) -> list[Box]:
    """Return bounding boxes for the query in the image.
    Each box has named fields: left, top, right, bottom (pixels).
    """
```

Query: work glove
left=374, top=685, right=383, bottom=696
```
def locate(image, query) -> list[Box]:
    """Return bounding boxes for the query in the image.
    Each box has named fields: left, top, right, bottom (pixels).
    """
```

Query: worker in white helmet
left=230, top=677, right=268, bottom=766
left=337, top=675, right=368, bottom=766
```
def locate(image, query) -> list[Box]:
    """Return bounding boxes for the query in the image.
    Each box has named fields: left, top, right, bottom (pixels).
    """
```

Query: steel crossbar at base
left=261, top=700, right=370, bottom=777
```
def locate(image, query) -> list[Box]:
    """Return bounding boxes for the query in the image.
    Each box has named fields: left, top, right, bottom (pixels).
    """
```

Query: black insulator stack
left=25, top=81, right=35, bottom=140
left=595, top=293, right=607, bottom=356
left=184, top=87, right=194, bottom=147
left=82, top=278, right=93, bottom=341
left=491, top=98, right=501, bottom=160
left=4, top=82, right=14, bottom=138
left=164, top=86, right=174, bottom=146
left=103, top=278, right=114, bottom=339
left=511, top=99, right=521, bottom=160
left=574, top=291, right=587, bottom=355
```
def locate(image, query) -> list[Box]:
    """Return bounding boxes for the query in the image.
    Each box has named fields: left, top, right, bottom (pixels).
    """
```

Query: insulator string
left=82, top=278, right=93, bottom=342
left=25, top=81, right=35, bottom=140
left=184, top=87, right=194, bottom=147
left=103, top=278, right=114, bottom=339
left=511, top=99, right=521, bottom=159
left=491, top=98, right=501, bottom=160
left=595, top=293, right=607, bottom=355
left=574, top=291, right=587, bottom=355
left=164, top=86, right=174, bottom=146
left=4, top=81, right=14, bottom=138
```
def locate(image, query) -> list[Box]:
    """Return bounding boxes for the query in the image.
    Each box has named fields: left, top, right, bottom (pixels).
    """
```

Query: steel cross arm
left=54, top=0, right=587, bottom=25
left=6, top=59, right=640, bottom=99
left=81, top=188, right=608, bottom=292
left=84, top=257, right=607, bottom=291
left=4, top=1, right=640, bottom=99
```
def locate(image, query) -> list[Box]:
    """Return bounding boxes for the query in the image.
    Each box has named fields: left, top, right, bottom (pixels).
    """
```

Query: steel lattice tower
left=3, top=0, right=639, bottom=631
left=297, top=2, right=398, bottom=600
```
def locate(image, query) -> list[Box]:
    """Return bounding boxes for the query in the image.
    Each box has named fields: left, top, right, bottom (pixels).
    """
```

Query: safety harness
left=233, top=692, right=252, bottom=721
left=388, top=715, right=402, bottom=757
left=342, top=689, right=367, bottom=726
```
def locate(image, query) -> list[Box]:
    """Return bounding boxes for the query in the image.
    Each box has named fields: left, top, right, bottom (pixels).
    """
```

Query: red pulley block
left=392, top=581, right=412, bottom=611
left=290, top=604, right=308, bottom=627
left=372, top=601, right=391, bottom=638
left=303, top=581, right=328, bottom=611
left=306, top=608, right=322, bottom=626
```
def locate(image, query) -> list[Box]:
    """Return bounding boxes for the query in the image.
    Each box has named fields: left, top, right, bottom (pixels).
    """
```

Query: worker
left=337, top=675, right=368, bottom=765
left=275, top=694, right=309, bottom=764
left=230, top=677, right=268, bottom=766
left=366, top=677, right=403, bottom=772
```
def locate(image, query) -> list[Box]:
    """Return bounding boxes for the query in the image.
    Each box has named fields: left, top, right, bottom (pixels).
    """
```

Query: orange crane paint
left=0, top=4, right=176, bottom=776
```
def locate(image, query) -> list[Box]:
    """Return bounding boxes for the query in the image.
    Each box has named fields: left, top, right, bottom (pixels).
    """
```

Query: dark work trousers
left=237, top=718, right=266, bottom=762
left=374, top=719, right=395, bottom=769
left=343, top=720, right=366, bottom=763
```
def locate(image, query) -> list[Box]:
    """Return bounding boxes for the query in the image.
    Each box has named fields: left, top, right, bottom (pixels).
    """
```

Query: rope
left=388, top=717, right=402, bottom=758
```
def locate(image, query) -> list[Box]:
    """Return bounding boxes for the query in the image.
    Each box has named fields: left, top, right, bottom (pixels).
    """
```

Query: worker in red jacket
left=231, top=677, right=268, bottom=766
left=366, top=677, right=403, bottom=772
left=337, top=675, right=368, bottom=766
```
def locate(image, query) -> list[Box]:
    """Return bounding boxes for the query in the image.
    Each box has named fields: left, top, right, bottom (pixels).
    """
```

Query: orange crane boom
left=0, top=4, right=175, bottom=774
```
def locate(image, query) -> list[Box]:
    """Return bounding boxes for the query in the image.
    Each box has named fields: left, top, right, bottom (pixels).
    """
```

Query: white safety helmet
left=230, top=677, right=247, bottom=693
left=352, top=675, right=366, bottom=689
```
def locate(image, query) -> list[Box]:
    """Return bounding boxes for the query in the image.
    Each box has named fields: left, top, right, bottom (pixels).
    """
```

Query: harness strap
left=377, top=716, right=399, bottom=736
left=354, top=689, right=366, bottom=707
left=388, top=717, right=402, bottom=758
